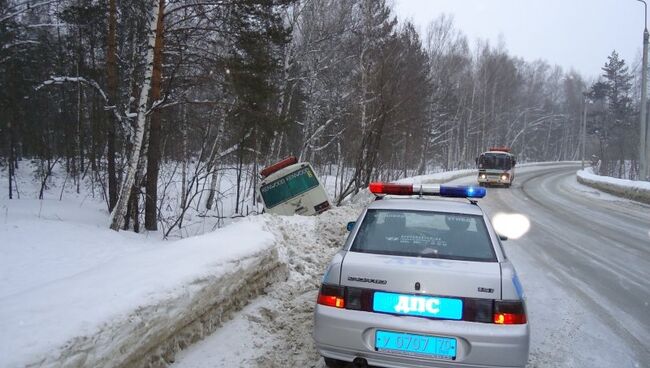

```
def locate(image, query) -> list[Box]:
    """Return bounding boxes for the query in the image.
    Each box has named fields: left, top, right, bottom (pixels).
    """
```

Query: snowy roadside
left=172, top=198, right=370, bottom=368
left=0, top=196, right=284, bottom=368
left=163, top=161, right=644, bottom=368
left=172, top=163, right=584, bottom=368
left=395, top=161, right=581, bottom=185
left=577, top=167, right=650, bottom=204
left=174, top=164, right=570, bottom=368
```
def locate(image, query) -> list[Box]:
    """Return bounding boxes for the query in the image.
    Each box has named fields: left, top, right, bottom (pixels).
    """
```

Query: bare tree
left=109, top=0, right=164, bottom=231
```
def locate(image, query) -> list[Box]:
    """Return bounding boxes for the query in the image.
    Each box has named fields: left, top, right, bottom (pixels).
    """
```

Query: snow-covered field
left=0, top=164, right=283, bottom=367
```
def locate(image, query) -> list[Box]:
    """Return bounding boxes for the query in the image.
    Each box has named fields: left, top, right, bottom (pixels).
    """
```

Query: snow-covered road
left=173, top=164, right=650, bottom=368
left=474, top=166, right=650, bottom=367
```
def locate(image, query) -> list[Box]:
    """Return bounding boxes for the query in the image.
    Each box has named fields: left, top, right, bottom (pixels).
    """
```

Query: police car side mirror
left=346, top=221, right=356, bottom=232
left=498, top=234, right=508, bottom=241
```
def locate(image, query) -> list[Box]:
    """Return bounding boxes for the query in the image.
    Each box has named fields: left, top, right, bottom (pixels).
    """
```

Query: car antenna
left=417, top=184, right=423, bottom=198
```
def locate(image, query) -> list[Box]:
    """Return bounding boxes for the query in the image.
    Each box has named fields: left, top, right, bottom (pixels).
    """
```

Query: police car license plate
left=375, top=330, right=457, bottom=360
left=373, top=291, right=463, bottom=320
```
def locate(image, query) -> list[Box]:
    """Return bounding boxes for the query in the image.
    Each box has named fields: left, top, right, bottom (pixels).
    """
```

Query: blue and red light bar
left=369, top=182, right=486, bottom=199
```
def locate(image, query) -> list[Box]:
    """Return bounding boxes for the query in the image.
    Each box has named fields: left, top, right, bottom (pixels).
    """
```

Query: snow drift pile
left=0, top=200, right=286, bottom=368
left=577, top=167, right=650, bottom=204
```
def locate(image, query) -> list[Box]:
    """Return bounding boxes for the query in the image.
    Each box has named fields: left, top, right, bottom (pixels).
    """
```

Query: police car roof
left=367, top=197, right=484, bottom=216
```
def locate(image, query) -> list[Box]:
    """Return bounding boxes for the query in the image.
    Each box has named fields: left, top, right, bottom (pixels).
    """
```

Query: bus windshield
left=479, top=153, right=512, bottom=170
left=260, top=166, right=320, bottom=208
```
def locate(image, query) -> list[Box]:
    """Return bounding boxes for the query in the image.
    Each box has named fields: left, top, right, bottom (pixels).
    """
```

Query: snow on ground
left=0, top=164, right=279, bottom=367
left=0, top=215, right=276, bottom=367
left=576, top=167, right=650, bottom=204
left=568, top=173, right=636, bottom=202
left=5, top=160, right=640, bottom=368
left=172, top=200, right=368, bottom=368
left=395, top=169, right=475, bottom=184
left=150, top=162, right=264, bottom=239
left=577, top=167, right=650, bottom=191
left=502, top=233, right=640, bottom=368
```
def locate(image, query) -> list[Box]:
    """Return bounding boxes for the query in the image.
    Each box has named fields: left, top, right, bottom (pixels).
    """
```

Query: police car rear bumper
left=313, top=305, right=529, bottom=368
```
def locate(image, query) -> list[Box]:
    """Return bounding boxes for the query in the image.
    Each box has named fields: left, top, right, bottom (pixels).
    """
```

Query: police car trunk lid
left=340, top=251, right=501, bottom=299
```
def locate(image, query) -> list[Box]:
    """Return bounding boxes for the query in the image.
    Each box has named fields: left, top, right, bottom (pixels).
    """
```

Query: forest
left=0, top=0, right=643, bottom=233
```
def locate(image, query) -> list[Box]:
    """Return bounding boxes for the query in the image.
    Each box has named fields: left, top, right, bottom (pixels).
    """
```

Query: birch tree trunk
left=8, top=121, right=14, bottom=199
left=144, top=0, right=165, bottom=231
left=109, top=0, right=163, bottom=231
left=180, top=105, right=188, bottom=216
left=205, top=108, right=227, bottom=210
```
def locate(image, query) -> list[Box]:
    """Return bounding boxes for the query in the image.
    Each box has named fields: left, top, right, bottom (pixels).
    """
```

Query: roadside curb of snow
left=400, top=161, right=581, bottom=185
left=577, top=168, right=650, bottom=205
left=419, top=170, right=475, bottom=184
left=221, top=204, right=365, bottom=367
left=47, top=243, right=288, bottom=368
left=518, top=161, right=581, bottom=168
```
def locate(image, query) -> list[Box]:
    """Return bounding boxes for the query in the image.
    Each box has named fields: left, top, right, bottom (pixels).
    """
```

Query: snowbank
left=577, top=167, right=650, bottom=204
left=173, top=200, right=366, bottom=368
left=0, top=206, right=285, bottom=368
left=395, top=169, right=476, bottom=184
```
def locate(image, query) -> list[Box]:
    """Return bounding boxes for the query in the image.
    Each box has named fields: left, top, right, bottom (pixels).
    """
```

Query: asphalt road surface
left=459, top=165, right=650, bottom=367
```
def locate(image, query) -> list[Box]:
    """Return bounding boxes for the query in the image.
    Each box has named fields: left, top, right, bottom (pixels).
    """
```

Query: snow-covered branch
left=0, top=0, right=59, bottom=24
left=2, top=40, right=40, bottom=49
left=35, top=76, right=123, bottom=124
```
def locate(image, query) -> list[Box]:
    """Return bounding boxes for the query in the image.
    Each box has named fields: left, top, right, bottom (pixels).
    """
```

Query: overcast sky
left=392, top=0, right=643, bottom=79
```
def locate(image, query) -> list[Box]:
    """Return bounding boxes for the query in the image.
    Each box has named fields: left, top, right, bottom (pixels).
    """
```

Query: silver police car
left=313, top=183, right=529, bottom=368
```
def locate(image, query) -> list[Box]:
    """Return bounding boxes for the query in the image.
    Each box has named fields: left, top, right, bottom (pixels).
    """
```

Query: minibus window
left=260, top=166, right=319, bottom=208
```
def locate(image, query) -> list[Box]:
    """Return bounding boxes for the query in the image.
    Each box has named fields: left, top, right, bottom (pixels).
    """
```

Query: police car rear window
left=350, top=209, right=496, bottom=262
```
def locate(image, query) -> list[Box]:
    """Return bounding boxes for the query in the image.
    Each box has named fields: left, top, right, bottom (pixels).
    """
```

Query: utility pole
left=638, top=0, right=649, bottom=180
left=582, top=93, right=588, bottom=170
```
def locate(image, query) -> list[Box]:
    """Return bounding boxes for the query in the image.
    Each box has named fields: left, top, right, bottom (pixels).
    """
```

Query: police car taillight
left=369, top=182, right=486, bottom=198
left=317, top=284, right=345, bottom=308
left=493, top=300, right=527, bottom=324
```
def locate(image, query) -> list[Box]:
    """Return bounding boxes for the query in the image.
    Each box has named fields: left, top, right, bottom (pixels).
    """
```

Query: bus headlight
left=480, top=174, right=487, bottom=179
left=501, top=174, right=508, bottom=181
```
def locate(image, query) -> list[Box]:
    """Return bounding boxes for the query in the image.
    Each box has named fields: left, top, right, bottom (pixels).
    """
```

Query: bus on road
left=477, top=147, right=516, bottom=188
